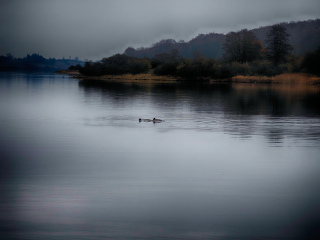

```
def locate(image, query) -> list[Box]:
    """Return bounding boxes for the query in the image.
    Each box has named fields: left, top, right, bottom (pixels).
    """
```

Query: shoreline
left=57, top=70, right=320, bottom=85
left=75, top=73, right=180, bottom=84
left=55, top=70, right=81, bottom=76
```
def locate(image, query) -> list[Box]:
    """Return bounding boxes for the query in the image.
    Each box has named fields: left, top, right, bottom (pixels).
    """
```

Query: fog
left=1, top=0, right=320, bottom=60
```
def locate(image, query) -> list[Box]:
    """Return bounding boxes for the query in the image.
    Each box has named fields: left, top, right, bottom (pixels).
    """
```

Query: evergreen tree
left=266, top=24, right=293, bottom=66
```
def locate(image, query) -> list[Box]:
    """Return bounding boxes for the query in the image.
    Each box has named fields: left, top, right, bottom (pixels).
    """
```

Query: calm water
left=1, top=72, right=320, bottom=240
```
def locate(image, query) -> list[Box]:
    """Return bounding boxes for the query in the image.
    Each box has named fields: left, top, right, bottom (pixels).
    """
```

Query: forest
left=78, top=22, right=320, bottom=80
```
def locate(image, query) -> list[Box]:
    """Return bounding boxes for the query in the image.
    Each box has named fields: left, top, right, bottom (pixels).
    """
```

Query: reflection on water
left=79, top=80, right=320, bottom=146
left=1, top=73, right=320, bottom=240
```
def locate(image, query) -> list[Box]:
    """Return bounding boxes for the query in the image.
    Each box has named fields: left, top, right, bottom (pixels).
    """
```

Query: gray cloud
left=0, top=0, right=319, bottom=60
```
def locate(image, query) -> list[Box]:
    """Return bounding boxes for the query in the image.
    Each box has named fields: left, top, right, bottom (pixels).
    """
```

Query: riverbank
left=58, top=70, right=320, bottom=85
left=56, top=70, right=81, bottom=76
left=232, top=73, right=320, bottom=85
left=76, top=73, right=179, bottom=84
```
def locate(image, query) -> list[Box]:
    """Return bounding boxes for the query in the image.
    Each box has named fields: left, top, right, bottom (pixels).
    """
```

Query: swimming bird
left=139, top=118, right=152, bottom=122
left=152, top=118, right=164, bottom=123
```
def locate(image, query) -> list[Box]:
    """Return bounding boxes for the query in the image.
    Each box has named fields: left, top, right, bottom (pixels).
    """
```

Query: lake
left=1, top=72, right=320, bottom=240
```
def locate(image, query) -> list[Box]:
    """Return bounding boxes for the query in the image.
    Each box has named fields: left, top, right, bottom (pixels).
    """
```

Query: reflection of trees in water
left=151, top=83, right=232, bottom=114
left=222, top=116, right=256, bottom=139
left=301, top=91, right=320, bottom=116
left=78, top=80, right=320, bottom=144
left=222, top=86, right=289, bottom=116
left=78, top=80, right=148, bottom=108
left=0, top=72, right=61, bottom=90
left=265, top=128, right=285, bottom=144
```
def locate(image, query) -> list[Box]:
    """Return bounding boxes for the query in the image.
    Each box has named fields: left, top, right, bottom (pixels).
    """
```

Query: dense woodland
left=79, top=20, right=320, bottom=79
left=79, top=46, right=320, bottom=79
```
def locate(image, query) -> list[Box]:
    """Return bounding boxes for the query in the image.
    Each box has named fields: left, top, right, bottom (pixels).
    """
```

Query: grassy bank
left=76, top=73, right=179, bottom=84
left=232, top=73, right=320, bottom=85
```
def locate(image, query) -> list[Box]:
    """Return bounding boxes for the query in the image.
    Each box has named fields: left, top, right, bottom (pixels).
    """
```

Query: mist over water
left=1, top=72, right=320, bottom=239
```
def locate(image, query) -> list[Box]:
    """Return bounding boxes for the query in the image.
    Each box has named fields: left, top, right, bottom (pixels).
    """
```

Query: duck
left=139, top=118, right=164, bottom=123
left=139, top=118, right=152, bottom=122
left=152, top=118, right=164, bottom=123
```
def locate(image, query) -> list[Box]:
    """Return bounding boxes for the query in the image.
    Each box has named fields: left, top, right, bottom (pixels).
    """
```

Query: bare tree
left=223, top=29, right=262, bottom=63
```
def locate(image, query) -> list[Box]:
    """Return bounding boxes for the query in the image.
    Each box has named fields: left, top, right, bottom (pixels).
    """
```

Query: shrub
left=250, top=60, right=281, bottom=76
left=230, top=62, right=252, bottom=76
left=153, top=62, right=177, bottom=76
left=301, top=46, right=320, bottom=75
left=174, top=58, right=216, bottom=78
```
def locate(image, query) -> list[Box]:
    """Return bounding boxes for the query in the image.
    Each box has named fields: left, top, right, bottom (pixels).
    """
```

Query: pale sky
left=1, top=0, right=319, bottom=60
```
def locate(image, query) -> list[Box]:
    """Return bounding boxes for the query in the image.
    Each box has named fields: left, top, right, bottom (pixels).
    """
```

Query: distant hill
left=252, top=19, right=320, bottom=55
left=124, top=19, right=320, bottom=59
left=124, top=33, right=225, bottom=59
left=0, top=53, right=85, bottom=72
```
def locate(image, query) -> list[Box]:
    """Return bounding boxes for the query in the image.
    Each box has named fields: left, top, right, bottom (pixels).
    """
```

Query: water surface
left=1, top=72, right=320, bottom=239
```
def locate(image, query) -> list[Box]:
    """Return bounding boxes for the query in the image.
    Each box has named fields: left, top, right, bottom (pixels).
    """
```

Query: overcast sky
left=1, top=0, right=320, bottom=60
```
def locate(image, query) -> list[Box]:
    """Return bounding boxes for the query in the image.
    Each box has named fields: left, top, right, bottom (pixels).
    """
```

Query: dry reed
left=272, top=73, right=320, bottom=85
left=76, top=73, right=178, bottom=83
left=232, top=73, right=320, bottom=85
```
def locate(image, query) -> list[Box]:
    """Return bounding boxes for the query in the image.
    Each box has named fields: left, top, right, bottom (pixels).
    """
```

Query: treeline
left=77, top=24, right=320, bottom=79
left=78, top=47, right=320, bottom=79
left=0, top=53, right=84, bottom=72
left=79, top=54, right=150, bottom=76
